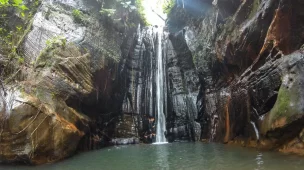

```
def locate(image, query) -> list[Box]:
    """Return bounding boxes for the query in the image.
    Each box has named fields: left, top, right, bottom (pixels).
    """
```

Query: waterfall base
left=153, top=142, right=169, bottom=145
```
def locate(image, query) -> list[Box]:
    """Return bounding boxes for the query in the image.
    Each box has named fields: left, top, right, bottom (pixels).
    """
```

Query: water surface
left=2, top=143, right=304, bottom=170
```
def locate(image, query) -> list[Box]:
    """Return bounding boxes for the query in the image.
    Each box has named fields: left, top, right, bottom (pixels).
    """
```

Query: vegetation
left=0, top=0, right=29, bottom=16
left=0, top=0, right=40, bottom=85
left=0, top=0, right=40, bottom=53
left=35, top=36, right=67, bottom=68
left=135, top=0, right=148, bottom=25
left=100, top=0, right=148, bottom=26
left=72, top=9, right=86, bottom=24
left=45, top=36, right=67, bottom=49
left=162, top=0, right=175, bottom=14
left=0, top=0, right=30, bottom=54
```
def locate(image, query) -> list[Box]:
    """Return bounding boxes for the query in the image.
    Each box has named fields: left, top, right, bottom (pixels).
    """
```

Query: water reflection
left=212, top=144, right=224, bottom=170
left=155, top=145, right=169, bottom=169
left=3, top=143, right=304, bottom=170
left=255, top=152, right=264, bottom=170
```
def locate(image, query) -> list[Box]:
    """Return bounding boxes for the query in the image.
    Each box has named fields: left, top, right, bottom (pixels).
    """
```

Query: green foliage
left=135, top=0, right=148, bottom=25
left=45, top=36, right=67, bottom=49
left=12, top=0, right=28, bottom=14
left=0, top=0, right=40, bottom=55
left=72, top=9, right=85, bottom=24
left=17, top=56, right=24, bottom=64
left=0, top=0, right=29, bottom=16
left=0, top=0, right=41, bottom=84
left=162, top=0, right=175, bottom=14
left=35, top=36, right=67, bottom=68
left=0, top=0, right=9, bottom=6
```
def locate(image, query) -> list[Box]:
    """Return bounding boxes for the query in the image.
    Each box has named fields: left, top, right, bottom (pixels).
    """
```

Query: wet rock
left=261, top=51, right=304, bottom=135
left=114, top=114, right=138, bottom=138
left=120, top=25, right=201, bottom=142
left=167, top=0, right=304, bottom=155
left=22, top=0, right=121, bottom=68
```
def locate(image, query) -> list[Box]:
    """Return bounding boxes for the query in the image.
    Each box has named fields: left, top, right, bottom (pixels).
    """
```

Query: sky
left=141, top=0, right=167, bottom=26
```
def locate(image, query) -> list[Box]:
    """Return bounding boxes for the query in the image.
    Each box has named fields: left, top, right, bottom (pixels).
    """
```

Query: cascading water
left=250, top=121, right=260, bottom=141
left=121, top=1, right=169, bottom=144
left=155, top=26, right=167, bottom=144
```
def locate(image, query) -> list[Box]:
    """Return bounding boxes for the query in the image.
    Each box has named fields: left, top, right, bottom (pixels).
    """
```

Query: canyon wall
left=1, top=0, right=304, bottom=165
left=167, top=0, right=304, bottom=154
left=0, top=0, right=143, bottom=164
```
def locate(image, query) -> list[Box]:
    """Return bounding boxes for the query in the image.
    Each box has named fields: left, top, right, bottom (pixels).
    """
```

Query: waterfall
left=155, top=26, right=168, bottom=144
left=250, top=121, right=260, bottom=141
left=125, top=25, right=168, bottom=144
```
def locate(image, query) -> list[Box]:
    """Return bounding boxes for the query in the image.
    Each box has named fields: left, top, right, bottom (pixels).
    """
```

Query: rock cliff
left=0, top=0, right=143, bottom=164
left=166, top=0, right=304, bottom=154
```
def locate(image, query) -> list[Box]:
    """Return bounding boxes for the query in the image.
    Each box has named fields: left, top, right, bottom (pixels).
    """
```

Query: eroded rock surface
left=0, top=0, right=142, bottom=164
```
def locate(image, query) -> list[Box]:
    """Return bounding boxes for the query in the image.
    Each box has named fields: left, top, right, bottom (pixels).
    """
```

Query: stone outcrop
left=0, top=86, right=90, bottom=164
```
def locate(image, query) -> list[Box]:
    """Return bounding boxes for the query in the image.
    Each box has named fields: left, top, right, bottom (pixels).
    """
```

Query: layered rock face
left=166, top=0, right=304, bottom=154
left=0, top=0, right=142, bottom=164
left=120, top=26, right=201, bottom=143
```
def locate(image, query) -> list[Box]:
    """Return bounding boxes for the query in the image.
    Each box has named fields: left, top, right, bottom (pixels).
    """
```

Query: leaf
left=0, top=0, right=9, bottom=5
left=20, top=5, right=28, bottom=11
left=13, top=0, right=22, bottom=6
left=16, top=26, right=22, bottom=31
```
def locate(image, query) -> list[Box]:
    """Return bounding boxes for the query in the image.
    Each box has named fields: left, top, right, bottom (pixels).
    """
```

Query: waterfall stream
left=250, top=121, right=260, bottom=141
left=155, top=26, right=168, bottom=144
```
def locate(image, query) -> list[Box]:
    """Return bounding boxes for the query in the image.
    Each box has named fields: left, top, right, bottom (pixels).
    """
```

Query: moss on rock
left=261, top=67, right=304, bottom=135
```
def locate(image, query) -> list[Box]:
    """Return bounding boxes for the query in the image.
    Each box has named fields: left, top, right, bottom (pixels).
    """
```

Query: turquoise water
left=2, top=142, right=304, bottom=170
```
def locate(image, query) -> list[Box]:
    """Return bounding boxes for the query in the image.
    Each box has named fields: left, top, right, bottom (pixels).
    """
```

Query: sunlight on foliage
left=162, top=0, right=175, bottom=14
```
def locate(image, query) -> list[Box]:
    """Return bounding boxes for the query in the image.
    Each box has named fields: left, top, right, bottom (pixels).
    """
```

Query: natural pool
left=2, top=142, right=304, bottom=170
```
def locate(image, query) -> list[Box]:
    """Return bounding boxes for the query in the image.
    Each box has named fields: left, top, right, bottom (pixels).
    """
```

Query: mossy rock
left=261, top=54, right=304, bottom=135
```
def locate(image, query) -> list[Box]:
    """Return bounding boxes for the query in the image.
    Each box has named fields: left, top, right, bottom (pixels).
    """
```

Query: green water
left=2, top=143, right=304, bottom=170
